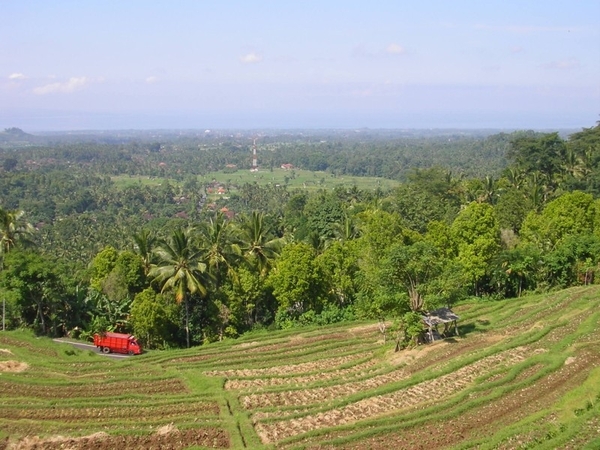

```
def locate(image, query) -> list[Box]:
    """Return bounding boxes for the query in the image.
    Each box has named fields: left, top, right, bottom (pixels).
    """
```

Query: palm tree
left=482, top=176, right=498, bottom=205
left=132, top=229, right=157, bottom=275
left=305, top=231, right=328, bottom=255
left=149, top=228, right=208, bottom=348
left=198, top=212, right=240, bottom=289
left=0, top=208, right=35, bottom=255
left=332, top=214, right=361, bottom=242
left=236, top=211, right=284, bottom=278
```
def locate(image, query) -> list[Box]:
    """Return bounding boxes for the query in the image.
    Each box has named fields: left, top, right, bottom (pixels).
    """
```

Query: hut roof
left=422, top=307, right=459, bottom=327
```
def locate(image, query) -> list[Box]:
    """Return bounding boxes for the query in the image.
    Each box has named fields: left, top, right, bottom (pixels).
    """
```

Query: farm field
left=112, top=168, right=399, bottom=193
left=2, top=285, right=600, bottom=449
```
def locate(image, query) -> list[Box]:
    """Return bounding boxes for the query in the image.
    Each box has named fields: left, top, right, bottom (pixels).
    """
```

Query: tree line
left=0, top=122, right=599, bottom=348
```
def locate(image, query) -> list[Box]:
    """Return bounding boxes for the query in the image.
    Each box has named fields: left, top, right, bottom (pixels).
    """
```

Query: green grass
left=111, top=167, right=399, bottom=193
left=2, top=286, right=600, bottom=449
left=199, top=167, right=398, bottom=192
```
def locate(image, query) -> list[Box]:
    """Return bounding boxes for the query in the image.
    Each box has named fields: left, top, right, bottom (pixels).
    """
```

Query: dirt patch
left=0, top=361, right=28, bottom=373
left=154, top=423, right=177, bottom=435
left=0, top=349, right=14, bottom=355
left=388, top=340, right=450, bottom=366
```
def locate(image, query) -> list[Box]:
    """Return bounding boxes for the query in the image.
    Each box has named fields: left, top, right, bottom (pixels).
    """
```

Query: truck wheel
left=128, top=350, right=134, bottom=356
left=102, top=346, right=111, bottom=354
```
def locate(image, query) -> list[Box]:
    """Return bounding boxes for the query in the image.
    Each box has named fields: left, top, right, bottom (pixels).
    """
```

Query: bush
left=276, top=304, right=356, bottom=329
left=402, top=311, right=424, bottom=345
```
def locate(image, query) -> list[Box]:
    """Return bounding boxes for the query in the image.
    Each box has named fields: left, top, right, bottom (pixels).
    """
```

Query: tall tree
left=149, top=228, right=208, bottom=348
left=0, top=207, right=35, bottom=330
left=268, top=242, right=327, bottom=318
left=198, top=212, right=240, bottom=289
left=451, top=202, right=501, bottom=295
left=380, top=240, right=443, bottom=312
left=132, top=229, right=158, bottom=276
left=236, top=211, right=283, bottom=278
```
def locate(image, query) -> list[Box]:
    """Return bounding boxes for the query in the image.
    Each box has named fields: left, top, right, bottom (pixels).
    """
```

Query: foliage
left=1, top=124, right=600, bottom=344
left=130, top=288, right=179, bottom=349
left=520, top=191, right=596, bottom=250
left=380, top=240, right=443, bottom=311
left=268, top=242, right=328, bottom=315
left=451, top=202, right=501, bottom=295
left=149, top=227, right=209, bottom=347
left=402, top=310, right=425, bottom=344
left=0, top=250, right=70, bottom=336
left=0, top=208, right=36, bottom=255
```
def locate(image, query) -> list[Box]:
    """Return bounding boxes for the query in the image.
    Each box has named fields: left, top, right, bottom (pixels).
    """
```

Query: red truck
left=93, top=332, right=142, bottom=355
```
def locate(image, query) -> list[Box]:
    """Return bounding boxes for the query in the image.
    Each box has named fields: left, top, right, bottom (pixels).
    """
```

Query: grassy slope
left=1, top=286, right=600, bottom=449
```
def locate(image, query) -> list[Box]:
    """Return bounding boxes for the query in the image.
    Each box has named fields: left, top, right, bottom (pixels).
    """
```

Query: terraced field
left=2, top=286, right=600, bottom=449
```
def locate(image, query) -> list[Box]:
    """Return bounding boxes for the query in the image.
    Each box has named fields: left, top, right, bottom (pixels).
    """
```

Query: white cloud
left=146, top=76, right=159, bottom=84
left=386, top=43, right=405, bottom=55
left=240, top=52, right=262, bottom=64
left=8, top=73, right=26, bottom=80
left=33, top=77, right=90, bottom=95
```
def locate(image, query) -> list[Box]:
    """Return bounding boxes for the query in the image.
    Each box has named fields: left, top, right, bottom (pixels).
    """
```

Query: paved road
left=53, top=339, right=130, bottom=359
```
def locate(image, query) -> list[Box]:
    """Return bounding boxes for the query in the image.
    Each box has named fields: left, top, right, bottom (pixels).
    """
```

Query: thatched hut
left=422, top=307, right=460, bottom=343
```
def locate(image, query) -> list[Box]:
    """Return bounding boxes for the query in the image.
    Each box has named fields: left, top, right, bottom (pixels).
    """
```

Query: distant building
left=281, top=163, right=294, bottom=170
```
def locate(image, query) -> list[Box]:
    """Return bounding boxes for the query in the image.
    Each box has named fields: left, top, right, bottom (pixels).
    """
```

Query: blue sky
left=1, top=1, right=598, bottom=131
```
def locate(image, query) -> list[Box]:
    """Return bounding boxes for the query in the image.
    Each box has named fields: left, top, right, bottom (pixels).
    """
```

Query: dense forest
left=0, top=123, right=599, bottom=349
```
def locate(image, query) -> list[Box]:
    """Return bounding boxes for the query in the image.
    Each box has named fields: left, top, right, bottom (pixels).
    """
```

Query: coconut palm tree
left=332, top=214, right=361, bottom=242
left=132, top=229, right=157, bottom=275
left=198, top=212, right=240, bottom=289
left=0, top=208, right=35, bottom=255
left=149, top=227, right=208, bottom=348
left=236, top=211, right=283, bottom=278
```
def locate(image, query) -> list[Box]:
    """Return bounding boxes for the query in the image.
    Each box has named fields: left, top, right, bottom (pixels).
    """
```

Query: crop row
left=6, top=427, right=230, bottom=450
left=206, top=352, right=373, bottom=379
left=0, top=378, right=187, bottom=398
left=254, top=346, right=540, bottom=443
left=0, top=400, right=219, bottom=421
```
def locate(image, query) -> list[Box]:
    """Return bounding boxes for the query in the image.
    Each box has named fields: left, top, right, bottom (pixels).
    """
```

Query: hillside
left=1, top=285, right=600, bottom=449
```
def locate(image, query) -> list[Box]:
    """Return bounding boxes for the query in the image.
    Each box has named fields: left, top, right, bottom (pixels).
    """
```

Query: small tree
left=130, top=288, right=178, bottom=349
